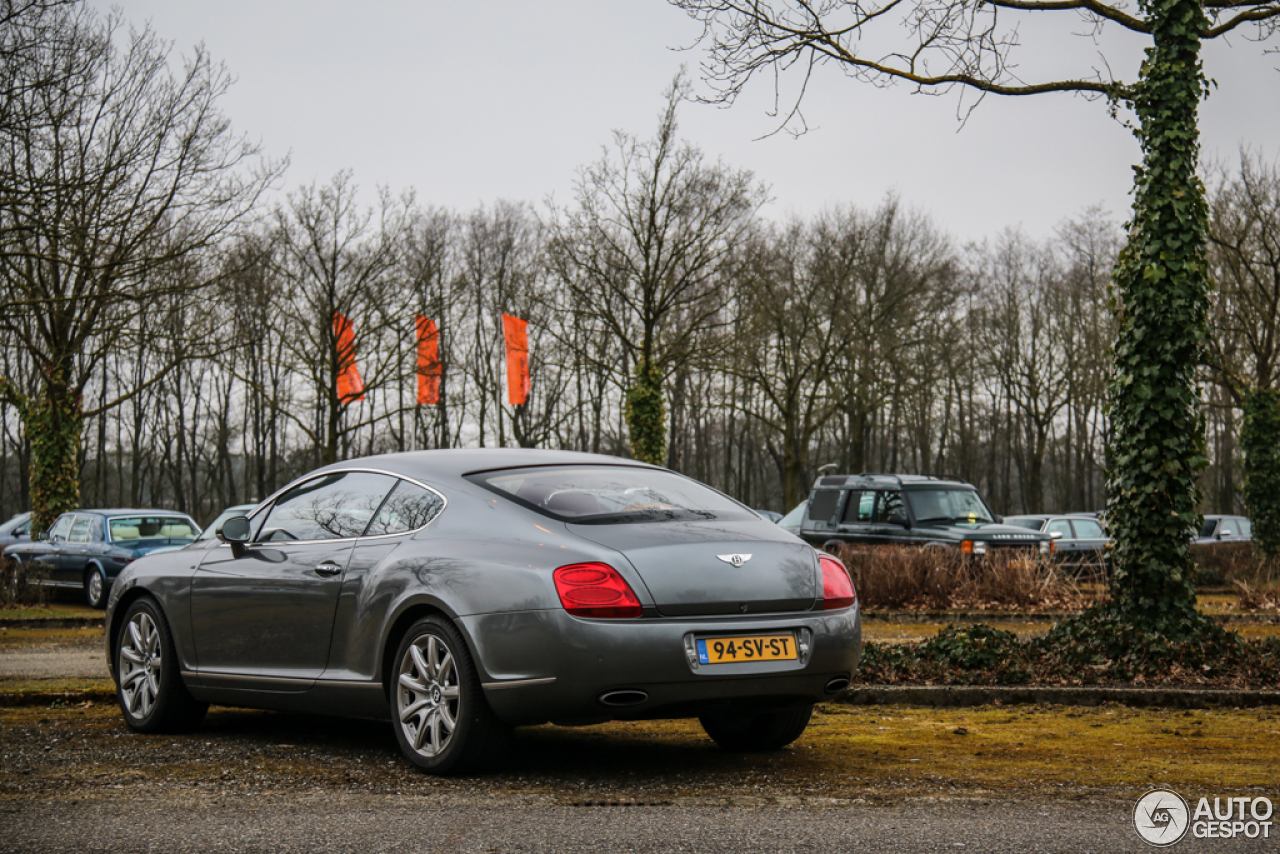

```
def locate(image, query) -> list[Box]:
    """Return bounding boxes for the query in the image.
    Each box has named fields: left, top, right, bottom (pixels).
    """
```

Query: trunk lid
left=567, top=520, right=819, bottom=616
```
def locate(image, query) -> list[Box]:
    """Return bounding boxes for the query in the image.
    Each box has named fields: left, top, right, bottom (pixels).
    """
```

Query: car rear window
left=470, top=466, right=750, bottom=524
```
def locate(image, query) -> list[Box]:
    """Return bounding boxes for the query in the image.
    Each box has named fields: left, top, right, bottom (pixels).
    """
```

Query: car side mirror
left=1219, top=531, right=1233, bottom=539
left=1050, top=531, right=1064, bottom=539
left=886, top=514, right=910, bottom=528
left=217, top=516, right=252, bottom=558
left=992, top=514, right=1003, bottom=524
left=35, top=531, right=47, bottom=541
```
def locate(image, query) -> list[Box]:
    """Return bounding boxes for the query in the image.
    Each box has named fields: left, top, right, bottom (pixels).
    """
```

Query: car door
left=58, top=515, right=95, bottom=585
left=23, top=514, right=73, bottom=582
left=833, top=489, right=876, bottom=545
left=1068, top=518, right=1109, bottom=569
left=871, top=491, right=913, bottom=546
left=1045, top=518, right=1077, bottom=561
left=191, top=470, right=400, bottom=689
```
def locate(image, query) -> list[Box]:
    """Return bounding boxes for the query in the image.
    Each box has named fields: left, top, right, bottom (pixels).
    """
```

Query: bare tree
left=548, top=71, right=767, bottom=464
left=266, top=172, right=413, bottom=466
left=672, top=0, right=1280, bottom=631
left=0, top=4, right=279, bottom=530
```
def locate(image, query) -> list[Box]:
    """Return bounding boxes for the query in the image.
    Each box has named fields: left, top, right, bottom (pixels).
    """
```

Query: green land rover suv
left=797, top=474, right=1053, bottom=556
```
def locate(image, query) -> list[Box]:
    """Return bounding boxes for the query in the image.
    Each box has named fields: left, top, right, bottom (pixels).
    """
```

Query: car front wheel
left=391, top=615, right=511, bottom=775
left=700, top=703, right=814, bottom=751
left=115, top=597, right=207, bottom=733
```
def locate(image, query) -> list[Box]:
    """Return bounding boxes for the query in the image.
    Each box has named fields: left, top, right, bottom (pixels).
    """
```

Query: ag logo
left=716, top=553, right=752, bottom=567
left=1134, top=789, right=1190, bottom=846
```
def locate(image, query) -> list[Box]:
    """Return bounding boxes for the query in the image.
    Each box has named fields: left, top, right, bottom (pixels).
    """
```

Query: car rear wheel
left=84, top=566, right=106, bottom=609
left=699, top=703, right=814, bottom=751
left=115, top=597, right=207, bottom=733
left=391, top=615, right=511, bottom=775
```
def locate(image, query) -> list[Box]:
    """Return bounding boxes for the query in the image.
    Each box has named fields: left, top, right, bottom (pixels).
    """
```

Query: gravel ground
left=0, top=627, right=106, bottom=679
left=3, top=703, right=1277, bottom=853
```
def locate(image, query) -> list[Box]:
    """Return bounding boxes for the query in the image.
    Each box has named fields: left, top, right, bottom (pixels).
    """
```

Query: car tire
left=699, top=703, right=814, bottom=751
left=115, top=597, right=208, bottom=734
left=390, top=615, right=512, bottom=775
left=84, top=566, right=107, bottom=609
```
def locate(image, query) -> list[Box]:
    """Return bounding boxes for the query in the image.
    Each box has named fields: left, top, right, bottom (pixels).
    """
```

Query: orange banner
left=333, top=312, right=365, bottom=404
left=502, top=313, right=529, bottom=406
left=416, top=315, right=441, bottom=405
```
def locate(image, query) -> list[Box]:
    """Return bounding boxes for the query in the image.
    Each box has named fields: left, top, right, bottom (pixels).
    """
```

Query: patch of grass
left=3, top=702, right=1274, bottom=801
left=0, top=602, right=102, bottom=621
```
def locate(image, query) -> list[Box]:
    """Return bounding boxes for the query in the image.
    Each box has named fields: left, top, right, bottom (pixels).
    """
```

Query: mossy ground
left=2, top=702, right=1277, bottom=803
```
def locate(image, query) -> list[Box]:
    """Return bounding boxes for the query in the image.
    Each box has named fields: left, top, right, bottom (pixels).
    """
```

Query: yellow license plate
left=696, top=634, right=797, bottom=665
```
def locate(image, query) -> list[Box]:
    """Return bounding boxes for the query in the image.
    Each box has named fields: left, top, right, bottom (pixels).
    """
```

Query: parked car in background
left=755, top=509, right=783, bottom=523
left=1195, top=515, right=1252, bottom=544
left=103, top=449, right=862, bottom=774
left=4, top=509, right=201, bottom=608
left=1004, top=514, right=1110, bottom=576
left=0, top=511, right=33, bottom=549
left=777, top=501, right=808, bottom=536
left=798, top=474, right=1053, bottom=557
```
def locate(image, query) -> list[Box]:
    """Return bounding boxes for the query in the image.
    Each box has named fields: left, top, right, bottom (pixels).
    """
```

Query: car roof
left=814, top=474, right=974, bottom=490
left=311, top=448, right=650, bottom=483
left=59, top=509, right=197, bottom=518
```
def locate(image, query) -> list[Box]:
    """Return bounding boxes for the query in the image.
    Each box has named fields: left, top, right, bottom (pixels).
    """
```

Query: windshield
left=109, top=516, right=200, bottom=542
left=778, top=501, right=807, bottom=528
left=907, top=489, right=994, bottom=525
left=470, top=466, right=752, bottom=524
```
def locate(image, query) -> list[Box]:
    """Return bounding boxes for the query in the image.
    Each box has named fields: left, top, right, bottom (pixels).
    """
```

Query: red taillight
left=553, top=562, right=642, bottom=618
left=819, top=554, right=856, bottom=611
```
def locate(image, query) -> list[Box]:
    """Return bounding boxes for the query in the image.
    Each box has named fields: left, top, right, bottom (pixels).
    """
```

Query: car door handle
left=314, top=561, right=344, bottom=577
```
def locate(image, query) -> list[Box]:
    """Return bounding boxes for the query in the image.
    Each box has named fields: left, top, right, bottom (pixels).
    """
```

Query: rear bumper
left=460, top=605, right=862, bottom=726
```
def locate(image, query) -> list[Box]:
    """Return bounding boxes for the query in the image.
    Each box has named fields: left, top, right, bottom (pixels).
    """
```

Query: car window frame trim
left=226, top=467, right=449, bottom=548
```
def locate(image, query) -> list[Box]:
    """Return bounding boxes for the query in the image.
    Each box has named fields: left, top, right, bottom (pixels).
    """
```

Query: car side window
left=47, top=515, right=74, bottom=541
left=255, top=471, right=399, bottom=542
left=1047, top=519, right=1074, bottom=539
left=1239, top=519, right=1252, bottom=537
left=67, top=516, right=93, bottom=543
left=806, top=490, right=840, bottom=524
left=14, top=519, right=30, bottom=536
left=364, top=479, right=445, bottom=537
left=878, top=492, right=906, bottom=523
left=840, top=490, right=874, bottom=524
left=1072, top=519, right=1105, bottom=539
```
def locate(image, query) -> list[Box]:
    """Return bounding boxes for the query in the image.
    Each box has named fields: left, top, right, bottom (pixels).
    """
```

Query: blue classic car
left=3, top=509, right=201, bottom=608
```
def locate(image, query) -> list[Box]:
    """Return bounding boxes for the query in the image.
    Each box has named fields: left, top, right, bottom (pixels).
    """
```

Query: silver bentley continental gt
left=104, top=449, right=862, bottom=774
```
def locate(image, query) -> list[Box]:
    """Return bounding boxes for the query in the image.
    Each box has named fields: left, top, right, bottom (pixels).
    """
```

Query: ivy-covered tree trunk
left=1104, top=0, right=1210, bottom=633
left=625, top=360, right=667, bottom=466
left=1241, top=388, right=1280, bottom=560
left=27, top=365, right=84, bottom=534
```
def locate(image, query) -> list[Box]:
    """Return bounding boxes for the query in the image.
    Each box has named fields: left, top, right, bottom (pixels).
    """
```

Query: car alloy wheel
left=114, top=597, right=207, bottom=733
left=397, top=631, right=461, bottom=758
left=390, top=615, right=511, bottom=774
left=118, top=608, right=162, bottom=719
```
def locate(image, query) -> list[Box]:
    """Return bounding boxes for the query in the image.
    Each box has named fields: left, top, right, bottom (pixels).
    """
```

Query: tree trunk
left=1105, top=0, right=1210, bottom=630
left=1241, top=388, right=1280, bottom=559
left=27, top=365, right=83, bottom=533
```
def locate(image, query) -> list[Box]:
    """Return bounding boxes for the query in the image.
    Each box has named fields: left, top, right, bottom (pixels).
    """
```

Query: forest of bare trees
left=1, top=2, right=1276, bottom=531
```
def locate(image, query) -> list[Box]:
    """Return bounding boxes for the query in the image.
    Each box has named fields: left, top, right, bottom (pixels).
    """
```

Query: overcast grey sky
left=97, top=0, right=1279, bottom=243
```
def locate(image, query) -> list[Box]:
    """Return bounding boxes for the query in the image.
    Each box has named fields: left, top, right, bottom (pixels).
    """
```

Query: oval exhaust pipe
left=598, top=689, right=648, bottom=707
left=824, top=676, right=850, bottom=695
